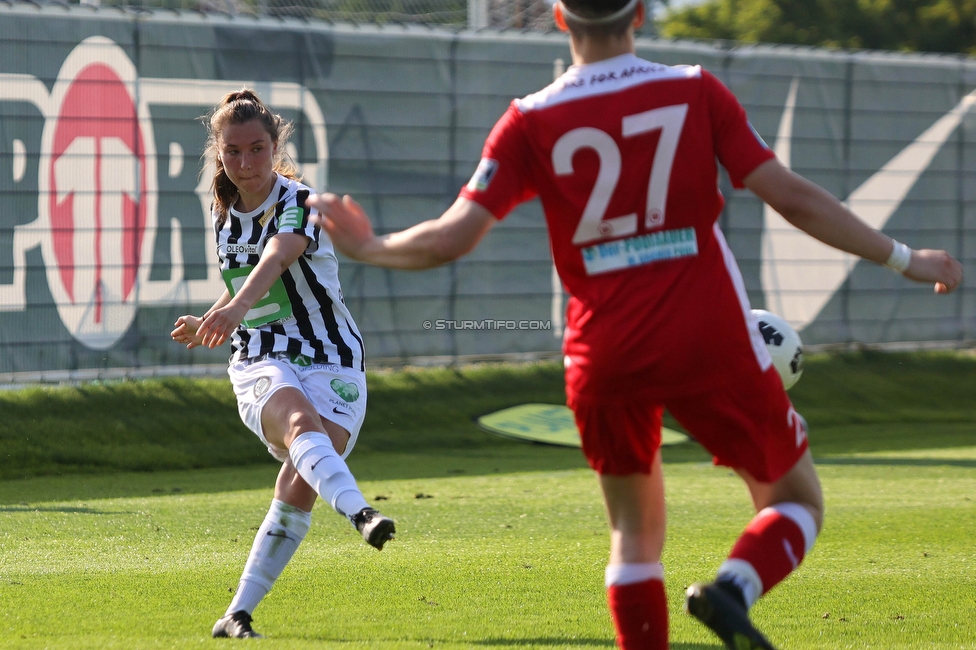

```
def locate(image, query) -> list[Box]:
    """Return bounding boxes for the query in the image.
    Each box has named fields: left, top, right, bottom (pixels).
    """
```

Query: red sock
left=607, top=578, right=668, bottom=650
left=727, top=505, right=813, bottom=597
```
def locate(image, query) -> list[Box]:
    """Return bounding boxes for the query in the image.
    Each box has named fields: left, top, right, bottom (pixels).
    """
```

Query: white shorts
left=228, top=353, right=367, bottom=462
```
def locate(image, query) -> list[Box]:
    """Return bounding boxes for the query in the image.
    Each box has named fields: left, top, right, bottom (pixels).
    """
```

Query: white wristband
left=885, top=240, right=912, bottom=273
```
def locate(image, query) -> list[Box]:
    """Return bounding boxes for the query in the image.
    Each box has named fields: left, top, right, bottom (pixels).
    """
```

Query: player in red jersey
left=305, top=0, right=963, bottom=647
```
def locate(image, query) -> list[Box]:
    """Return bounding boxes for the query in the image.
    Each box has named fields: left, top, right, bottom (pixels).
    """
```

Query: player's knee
left=283, top=411, right=323, bottom=445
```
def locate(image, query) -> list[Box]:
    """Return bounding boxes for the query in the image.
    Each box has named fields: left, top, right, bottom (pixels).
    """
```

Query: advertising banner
left=0, top=6, right=973, bottom=376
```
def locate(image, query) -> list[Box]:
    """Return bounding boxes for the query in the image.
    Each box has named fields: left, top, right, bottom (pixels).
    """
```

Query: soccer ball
left=752, top=309, right=804, bottom=390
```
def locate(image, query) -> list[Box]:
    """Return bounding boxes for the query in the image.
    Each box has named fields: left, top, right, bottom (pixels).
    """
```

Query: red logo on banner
left=2, top=35, right=324, bottom=352
left=49, top=63, right=147, bottom=325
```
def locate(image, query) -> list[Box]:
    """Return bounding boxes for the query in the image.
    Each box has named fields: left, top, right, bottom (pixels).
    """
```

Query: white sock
left=605, top=562, right=664, bottom=587
left=226, top=499, right=311, bottom=615
left=289, top=431, right=370, bottom=517
left=715, top=559, right=762, bottom=608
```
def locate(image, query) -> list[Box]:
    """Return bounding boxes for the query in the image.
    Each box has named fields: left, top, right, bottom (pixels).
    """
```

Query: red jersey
left=459, top=54, right=776, bottom=400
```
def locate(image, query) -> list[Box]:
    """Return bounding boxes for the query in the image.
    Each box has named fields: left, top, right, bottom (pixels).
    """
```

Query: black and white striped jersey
left=214, top=174, right=365, bottom=371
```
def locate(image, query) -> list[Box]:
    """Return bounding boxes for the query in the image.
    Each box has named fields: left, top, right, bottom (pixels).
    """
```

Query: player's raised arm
left=744, top=157, right=963, bottom=294
left=306, top=193, right=497, bottom=270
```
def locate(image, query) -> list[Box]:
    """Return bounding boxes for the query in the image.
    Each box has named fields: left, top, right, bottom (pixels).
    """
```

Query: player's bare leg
left=738, top=449, right=824, bottom=529
left=274, top=458, right=319, bottom=511
left=686, top=450, right=823, bottom=649
left=598, top=451, right=668, bottom=650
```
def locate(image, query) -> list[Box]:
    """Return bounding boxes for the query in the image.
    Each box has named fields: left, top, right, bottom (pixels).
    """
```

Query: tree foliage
left=658, top=0, right=976, bottom=54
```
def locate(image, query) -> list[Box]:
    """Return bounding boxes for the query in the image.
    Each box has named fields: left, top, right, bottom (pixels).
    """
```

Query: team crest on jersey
left=466, top=158, right=498, bottom=192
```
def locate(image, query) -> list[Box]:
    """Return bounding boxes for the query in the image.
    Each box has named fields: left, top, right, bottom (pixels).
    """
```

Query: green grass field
left=1, top=353, right=975, bottom=648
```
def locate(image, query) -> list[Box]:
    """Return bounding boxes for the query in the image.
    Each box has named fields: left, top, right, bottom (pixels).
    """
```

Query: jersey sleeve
left=703, top=70, right=775, bottom=189
left=275, top=186, right=319, bottom=253
left=458, top=102, right=537, bottom=220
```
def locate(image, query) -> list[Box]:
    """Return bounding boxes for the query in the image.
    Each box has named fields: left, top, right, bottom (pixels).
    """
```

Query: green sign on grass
left=477, top=403, right=689, bottom=448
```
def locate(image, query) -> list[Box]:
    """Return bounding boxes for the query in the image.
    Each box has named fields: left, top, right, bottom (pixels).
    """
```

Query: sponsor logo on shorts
left=330, top=379, right=360, bottom=402
left=332, top=406, right=352, bottom=417
left=284, top=352, right=340, bottom=372
left=254, top=376, right=272, bottom=398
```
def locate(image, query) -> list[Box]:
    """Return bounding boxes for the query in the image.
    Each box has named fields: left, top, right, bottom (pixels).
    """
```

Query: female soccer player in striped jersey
left=171, top=89, right=394, bottom=639
left=304, top=0, right=962, bottom=647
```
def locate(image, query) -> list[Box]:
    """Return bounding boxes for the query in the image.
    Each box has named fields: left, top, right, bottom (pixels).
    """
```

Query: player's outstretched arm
left=306, top=193, right=497, bottom=269
left=745, top=158, right=962, bottom=294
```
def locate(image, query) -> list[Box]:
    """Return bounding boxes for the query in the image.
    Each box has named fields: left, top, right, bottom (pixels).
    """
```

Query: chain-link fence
left=65, top=0, right=668, bottom=31
left=75, top=0, right=545, bottom=28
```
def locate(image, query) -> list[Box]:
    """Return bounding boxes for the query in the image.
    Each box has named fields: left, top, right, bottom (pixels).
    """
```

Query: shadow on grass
left=2, top=434, right=973, bottom=506
left=472, top=638, right=615, bottom=647
left=814, top=456, right=976, bottom=468
left=472, top=641, right=714, bottom=649
left=0, top=464, right=282, bottom=506
left=0, top=504, right=126, bottom=514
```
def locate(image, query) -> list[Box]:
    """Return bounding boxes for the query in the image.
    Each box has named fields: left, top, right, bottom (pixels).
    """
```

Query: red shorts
left=569, top=365, right=808, bottom=482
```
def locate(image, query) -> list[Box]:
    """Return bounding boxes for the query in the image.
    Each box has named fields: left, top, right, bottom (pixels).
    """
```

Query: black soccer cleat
left=685, top=581, right=777, bottom=650
left=212, top=610, right=262, bottom=639
left=351, top=507, right=396, bottom=550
